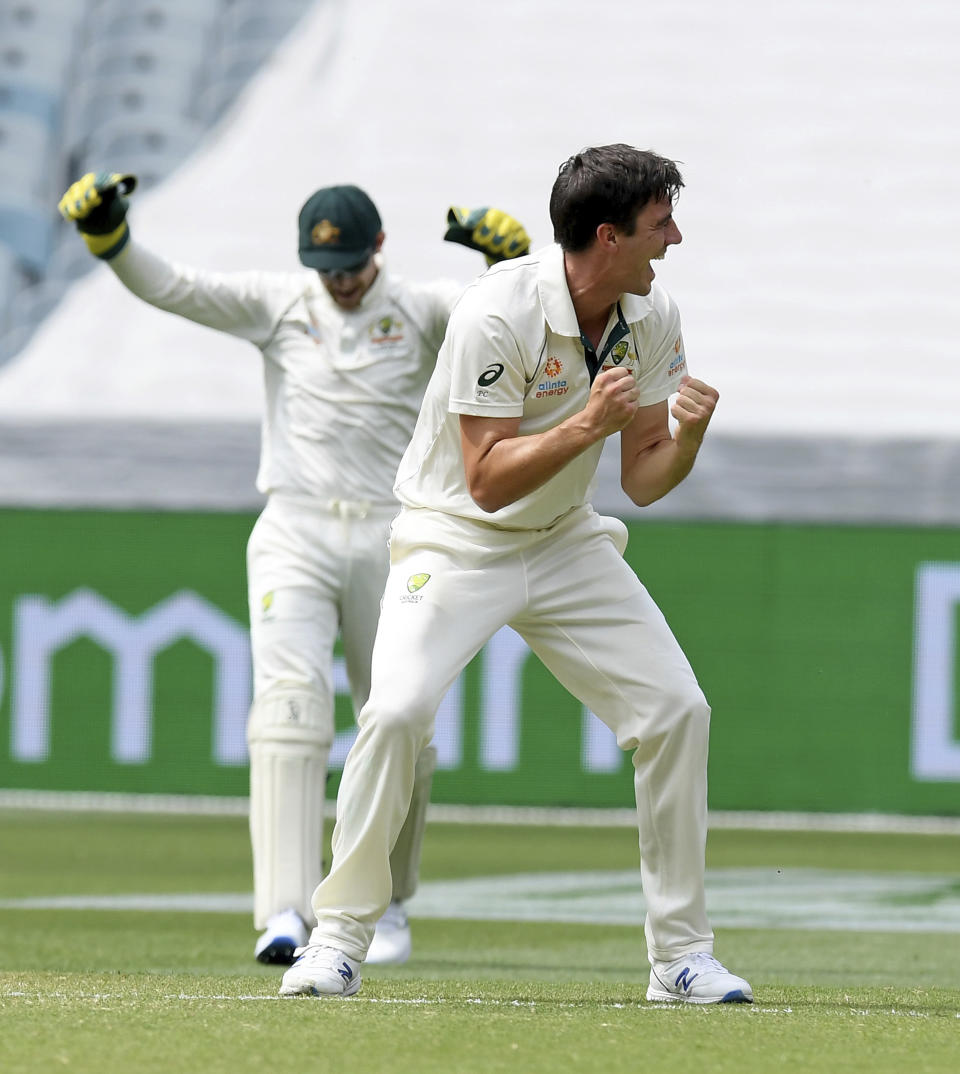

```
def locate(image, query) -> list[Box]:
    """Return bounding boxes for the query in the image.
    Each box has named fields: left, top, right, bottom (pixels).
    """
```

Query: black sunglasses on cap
left=317, top=251, right=374, bottom=281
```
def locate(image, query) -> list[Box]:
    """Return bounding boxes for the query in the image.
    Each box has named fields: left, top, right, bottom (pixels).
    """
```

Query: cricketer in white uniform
left=57, top=173, right=530, bottom=967
left=280, top=145, right=753, bottom=1005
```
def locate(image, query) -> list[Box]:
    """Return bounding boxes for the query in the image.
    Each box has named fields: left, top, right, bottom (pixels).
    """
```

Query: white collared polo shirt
left=394, top=243, right=687, bottom=531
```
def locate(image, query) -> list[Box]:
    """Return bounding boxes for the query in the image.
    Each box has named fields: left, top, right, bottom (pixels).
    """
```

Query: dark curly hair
left=549, top=145, right=684, bottom=252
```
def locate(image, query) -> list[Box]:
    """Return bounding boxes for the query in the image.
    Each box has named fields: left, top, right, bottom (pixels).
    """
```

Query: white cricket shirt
left=109, top=242, right=462, bottom=506
left=394, top=243, right=688, bottom=530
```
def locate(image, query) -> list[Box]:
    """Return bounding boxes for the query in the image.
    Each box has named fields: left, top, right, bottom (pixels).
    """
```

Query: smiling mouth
left=334, top=283, right=363, bottom=300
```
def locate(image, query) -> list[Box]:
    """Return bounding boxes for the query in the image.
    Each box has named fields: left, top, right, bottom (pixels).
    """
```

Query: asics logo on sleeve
left=478, top=363, right=504, bottom=386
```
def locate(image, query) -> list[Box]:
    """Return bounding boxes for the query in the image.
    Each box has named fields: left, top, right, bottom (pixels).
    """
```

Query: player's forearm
left=108, top=240, right=273, bottom=341
left=465, top=414, right=603, bottom=513
left=620, top=431, right=702, bottom=507
left=108, top=240, right=195, bottom=309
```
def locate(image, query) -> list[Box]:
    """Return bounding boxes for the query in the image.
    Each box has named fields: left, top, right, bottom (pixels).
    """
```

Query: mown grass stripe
left=4, top=868, right=960, bottom=933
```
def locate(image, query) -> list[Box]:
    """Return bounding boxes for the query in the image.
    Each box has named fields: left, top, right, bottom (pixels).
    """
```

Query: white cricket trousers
left=245, top=493, right=398, bottom=927
left=247, top=493, right=398, bottom=706
left=310, top=505, right=715, bottom=964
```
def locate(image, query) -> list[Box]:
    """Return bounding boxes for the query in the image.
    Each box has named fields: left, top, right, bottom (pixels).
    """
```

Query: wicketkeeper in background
left=58, top=170, right=529, bottom=966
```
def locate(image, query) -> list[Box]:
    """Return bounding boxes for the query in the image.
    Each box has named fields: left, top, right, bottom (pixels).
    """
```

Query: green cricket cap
left=298, top=185, right=382, bottom=270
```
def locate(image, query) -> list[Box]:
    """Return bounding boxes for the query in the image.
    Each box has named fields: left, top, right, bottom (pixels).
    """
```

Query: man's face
left=318, top=231, right=385, bottom=309
left=614, top=196, right=682, bottom=296
left=319, top=255, right=380, bottom=309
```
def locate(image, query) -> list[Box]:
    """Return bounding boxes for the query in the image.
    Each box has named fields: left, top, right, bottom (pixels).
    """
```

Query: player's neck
left=563, top=250, right=618, bottom=348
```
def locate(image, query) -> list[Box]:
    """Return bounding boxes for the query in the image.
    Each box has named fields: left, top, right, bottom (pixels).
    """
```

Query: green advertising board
left=1, top=508, right=958, bottom=814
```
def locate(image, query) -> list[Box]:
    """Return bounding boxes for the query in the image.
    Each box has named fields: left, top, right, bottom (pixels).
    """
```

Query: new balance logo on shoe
left=647, top=952, right=753, bottom=1005
left=337, top=962, right=354, bottom=983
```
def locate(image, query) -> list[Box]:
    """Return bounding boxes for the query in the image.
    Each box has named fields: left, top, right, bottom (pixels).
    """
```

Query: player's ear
left=596, top=222, right=617, bottom=250
left=373, top=230, right=385, bottom=253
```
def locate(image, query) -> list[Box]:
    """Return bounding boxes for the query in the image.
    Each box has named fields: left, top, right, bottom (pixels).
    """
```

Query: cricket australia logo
left=369, top=315, right=405, bottom=345
left=400, top=573, right=431, bottom=604
left=261, top=591, right=275, bottom=620
left=610, top=340, right=630, bottom=365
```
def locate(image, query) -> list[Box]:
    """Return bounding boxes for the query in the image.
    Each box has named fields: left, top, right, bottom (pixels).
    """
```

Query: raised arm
left=58, top=171, right=287, bottom=344
left=619, top=375, right=718, bottom=507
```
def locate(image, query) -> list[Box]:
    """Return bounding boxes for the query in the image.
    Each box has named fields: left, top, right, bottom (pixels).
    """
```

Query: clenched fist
left=587, top=365, right=641, bottom=437
left=671, top=375, right=718, bottom=444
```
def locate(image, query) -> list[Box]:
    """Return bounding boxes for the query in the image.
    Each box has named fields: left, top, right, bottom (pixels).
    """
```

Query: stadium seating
left=0, top=191, right=55, bottom=272
left=77, top=34, right=210, bottom=85
left=66, top=70, right=204, bottom=143
left=0, top=240, right=27, bottom=335
left=0, top=111, right=55, bottom=190
left=77, top=113, right=203, bottom=176
left=0, top=75, right=62, bottom=130
left=0, top=0, right=317, bottom=369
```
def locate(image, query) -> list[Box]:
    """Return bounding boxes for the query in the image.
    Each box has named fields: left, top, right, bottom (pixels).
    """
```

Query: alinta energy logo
left=668, top=334, right=687, bottom=378
left=400, top=572, right=431, bottom=604
left=537, top=356, right=568, bottom=399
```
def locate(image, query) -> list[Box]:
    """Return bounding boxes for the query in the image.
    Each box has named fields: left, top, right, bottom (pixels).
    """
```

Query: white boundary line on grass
left=1, top=789, right=959, bottom=835
left=0, top=992, right=956, bottom=1018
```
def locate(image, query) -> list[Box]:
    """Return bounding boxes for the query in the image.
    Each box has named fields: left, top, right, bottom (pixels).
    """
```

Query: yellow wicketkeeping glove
left=57, top=172, right=138, bottom=259
left=444, top=206, right=530, bottom=265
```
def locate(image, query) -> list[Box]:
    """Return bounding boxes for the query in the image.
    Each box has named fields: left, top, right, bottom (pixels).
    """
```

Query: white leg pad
left=389, top=744, right=437, bottom=902
left=247, top=683, right=333, bottom=929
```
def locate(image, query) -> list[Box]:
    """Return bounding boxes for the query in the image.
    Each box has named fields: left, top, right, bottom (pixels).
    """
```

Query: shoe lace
left=291, top=944, right=347, bottom=968
left=686, top=952, right=724, bottom=972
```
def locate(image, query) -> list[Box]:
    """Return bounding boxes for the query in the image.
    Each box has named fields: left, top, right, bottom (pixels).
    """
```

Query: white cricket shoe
left=279, top=944, right=362, bottom=997
left=365, top=900, right=412, bottom=965
left=647, top=952, right=753, bottom=1004
left=254, top=908, right=309, bottom=965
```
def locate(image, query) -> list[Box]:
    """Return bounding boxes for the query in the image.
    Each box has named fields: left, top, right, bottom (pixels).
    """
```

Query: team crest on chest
left=610, top=340, right=630, bottom=364
left=369, top=315, right=405, bottom=345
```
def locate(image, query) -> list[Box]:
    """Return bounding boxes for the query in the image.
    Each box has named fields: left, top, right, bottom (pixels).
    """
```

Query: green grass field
left=2, top=811, right=959, bottom=1073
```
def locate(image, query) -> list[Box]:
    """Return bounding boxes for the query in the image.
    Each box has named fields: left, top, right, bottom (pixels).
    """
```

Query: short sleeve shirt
left=394, top=243, right=688, bottom=530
